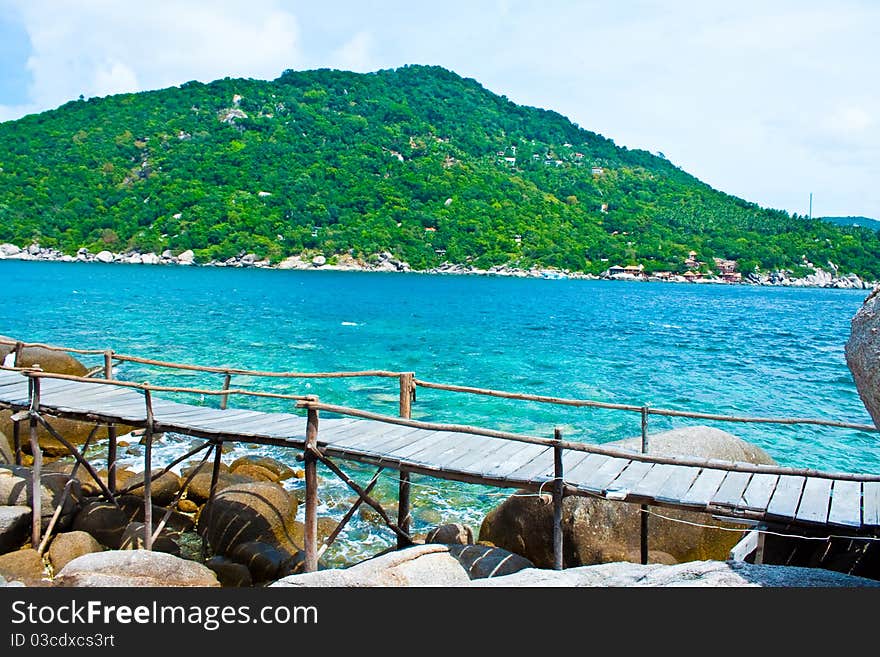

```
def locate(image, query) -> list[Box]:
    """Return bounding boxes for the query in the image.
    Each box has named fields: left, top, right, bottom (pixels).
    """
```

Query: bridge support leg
left=303, top=406, right=320, bottom=573
left=105, top=351, right=117, bottom=494
left=28, top=373, right=42, bottom=548
left=553, top=429, right=564, bottom=570
left=12, top=418, right=21, bottom=466
left=397, top=469, right=411, bottom=549
left=640, top=405, right=649, bottom=565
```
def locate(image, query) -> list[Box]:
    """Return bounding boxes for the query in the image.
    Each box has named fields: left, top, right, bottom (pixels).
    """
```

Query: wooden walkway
left=1, top=369, right=879, bottom=533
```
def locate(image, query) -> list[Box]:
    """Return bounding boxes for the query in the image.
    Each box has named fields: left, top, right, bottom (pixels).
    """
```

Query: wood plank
left=391, top=431, right=457, bottom=462
left=564, top=453, right=611, bottom=483
left=795, top=477, right=833, bottom=524
left=680, top=468, right=727, bottom=506
left=605, top=460, right=654, bottom=494
left=863, top=482, right=880, bottom=527
left=741, top=473, right=779, bottom=511
left=402, top=431, right=489, bottom=466
left=339, top=425, right=430, bottom=455
left=827, top=480, right=862, bottom=528
left=486, top=444, right=551, bottom=479
left=766, top=475, right=806, bottom=519
left=629, top=463, right=678, bottom=499
left=437, top=436, right=517, bottom=473
left=455, top=439, right=538, bottom=476
left=501, top=447, right=554, bottom=482
left=711, top=471, right=754, bottom=508
left=579, top=457, right=632, bottom=494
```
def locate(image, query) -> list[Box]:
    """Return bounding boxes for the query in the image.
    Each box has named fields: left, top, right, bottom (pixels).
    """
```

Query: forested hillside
left=1, top=64, right=878, bottom=277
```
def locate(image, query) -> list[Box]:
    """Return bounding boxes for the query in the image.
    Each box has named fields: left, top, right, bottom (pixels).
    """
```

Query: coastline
left=0, top=242, right=875, bottom=290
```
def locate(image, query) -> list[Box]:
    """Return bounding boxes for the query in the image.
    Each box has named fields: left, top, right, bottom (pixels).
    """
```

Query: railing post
left=397, top=372, right=414, bottom=549
left=104, top=349, right=117, bottom=494
left=640, top=405, right=649, bottom=565
left=13, top=341, right=23, bottom=367
left=201, top=439, right=225, bottom=560
left=303, top=399, right=320, bottom=572
left=28, top=368, right=42, bottom=548
left=553, top=427, right=564, bottom=570
left=143, top=385, right=154, bottom=551
left=220, top=371, right=232, bottom=410
left=12, top=418, right=21, bottom=466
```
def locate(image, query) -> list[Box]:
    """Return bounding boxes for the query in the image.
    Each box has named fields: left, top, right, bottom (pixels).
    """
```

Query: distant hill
left=0, top=64, right=878, bottom=278
left=820, top=216, right=880, bottom=230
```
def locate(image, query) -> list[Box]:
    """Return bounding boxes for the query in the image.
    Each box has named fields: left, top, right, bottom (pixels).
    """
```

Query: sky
left=0, top=0, right=877, bottom=219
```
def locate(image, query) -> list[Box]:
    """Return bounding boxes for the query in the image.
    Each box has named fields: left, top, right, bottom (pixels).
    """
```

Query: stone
left=184, top=471, right=255, bottom=504
left=95, top=250, right=114, bottom=263
left=311, top=255, right=326, bottom=266
left=126, top=469, right=182, bottom=507
left=198, top=481, right=301, bottom=560
left=177, top=249, right=195, bottom=264
left=119, top=522, right=180, bottom=555
left=271, top=544, right=530, bottom=587
left=177, top=499, right=199, bottom=514
left=0, top=548, right=47, bottom=586
left=470, top=560, right=880, bottom=587
left=230, top=462, right=278, bottom=482
left=182, top=460, right=228, bottom=478
left=72, top=495, right=193, bottom=549
left=230, top=455, right=296, bottom=481
left=229, top=540, right=302, bottom=583
left=0, top=465, right=83, bottom=532
left=425, top=523, right=475, bottom=545
left=0, top=506, right=31, bottom=553
left=206, top=555, right=253, bottom=587
left=55, top=549, right=220, bottom=587
left=0, top=342, right=87, bottom=375
left=479, top=426, right=777, bottom=569
left=80, top=467, right=136, bottom=496
left=47, top=531, right=103, bottom=572
left=0, top=430, right=13, bottom=465
left=845, top=286, right=880, bottom=428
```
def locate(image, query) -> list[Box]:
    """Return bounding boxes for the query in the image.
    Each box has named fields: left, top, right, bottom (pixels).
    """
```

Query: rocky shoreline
left=1, top=242, right=875, bottom=289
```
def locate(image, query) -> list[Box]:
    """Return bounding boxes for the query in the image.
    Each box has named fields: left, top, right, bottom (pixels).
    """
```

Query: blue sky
left=0, top=0, right=877, bottom=219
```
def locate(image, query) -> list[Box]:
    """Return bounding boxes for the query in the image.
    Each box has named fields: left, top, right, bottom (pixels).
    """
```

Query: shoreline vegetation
left=1, top=242, right=875, bottom=290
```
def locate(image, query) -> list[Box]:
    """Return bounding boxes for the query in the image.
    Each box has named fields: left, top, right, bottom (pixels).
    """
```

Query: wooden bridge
left=1, top=338, right=879, bottom=573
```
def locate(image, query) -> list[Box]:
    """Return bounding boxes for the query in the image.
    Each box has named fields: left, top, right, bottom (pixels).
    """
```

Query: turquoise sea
left=1, top=260, right=877, bottom=563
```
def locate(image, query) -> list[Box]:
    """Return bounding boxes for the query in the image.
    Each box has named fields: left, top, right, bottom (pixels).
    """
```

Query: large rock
left=47, top=531, right=104, bottom=572
left=126, top=469, right=182, bottom=507
left=471, top=560, right=880, bottom=587
left=425, top=523, right=474, bottom=545
left=55, top=549, right=220, bottom=587
left=0, top=341, right=88, bottom=376
left=479, top=426, right=776, bottom=568
left=271, top=544, right=533, bottom=587
left=0, top=506, right=31, bottom=553
left=0, top=548, right=47, bottom=586
left=0, top=465, right=83, bottom=531
left=72, top=495, right=193, bottom=549
left=198, top=481, right=304, bottom=581
left=0, top=431, right=13, bottom=465
left=184, top=471, right=255, bottom=504
left=845, top=286, right=880, bottom=428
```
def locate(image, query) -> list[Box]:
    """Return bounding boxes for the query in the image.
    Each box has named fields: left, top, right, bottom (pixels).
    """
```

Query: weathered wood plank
left=579, top=457, right=632, bottom=494
left=564, top=453, right=611, bottom=483
left=629, top=463, right=678, bottom=499
left=456, top=439, right=537, bottom=476
left=329, top=422, right=418, bottom=452
left=501, top=448, right=554, bottom=482
left=402, top=431, right=489, bottom=466
left=486, top=444, right=550, bottom=479
left=766, top=475, right=806, bottom=519
left=344, top=426, right=433, bottom=455
left=680, top=468, right=727, bottom=507
left=711, top=471, right=754, bottom=508
left=605, top=460, right=654, bottom=494
left=741, top=473, right=779, bottom=511
left=863, top=482, right=880, bottom=527
left=827, top=480, right=862, bottom=528
left=795, top=477, right=833, bottom=524
left=427, top=435, right=509, bottom=472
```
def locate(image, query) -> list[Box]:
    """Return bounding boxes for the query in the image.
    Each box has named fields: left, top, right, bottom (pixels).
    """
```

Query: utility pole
left=809, top=192, right=812, bottom=221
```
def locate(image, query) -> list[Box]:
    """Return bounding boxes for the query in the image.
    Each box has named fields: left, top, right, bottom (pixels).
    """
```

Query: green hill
left=1, top=64, right=878, bottom=277
left=821, top=216, right=880, bottom=231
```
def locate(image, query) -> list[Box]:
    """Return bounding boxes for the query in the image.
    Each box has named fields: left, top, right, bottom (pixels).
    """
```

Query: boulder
left=425, top=523, right=474, bottom=545
left=80, top=466, right=136, bottom=497
left=198, top=481, right=302, bottom=563
left=125, top=469, right=182, bottom=507
left=479, top=426, right=776, bottom=568
left=231, top=462, right=279, bottom=482
left=55, top=549, right=220, bottom=587
left=47, top=531, right=103, bottom=572
left=184, top=471, right=255, bottom=504
left=471, top=560, right=880, bottom=587
left=72, top=495, right=193, bottom=549
left=0, top=548, right=47, bottom=586
left=95, top=250, right=115, bottom=263
left=231, top=455, right=297, bottom=481
left=0, top=430, right=13, bottom=465
left=0, top=341, right=88, bottom=376
left=845, top=286, right=880, bottom=428
left=271, top=544, right=532, bottom=587
left=0, top=465, right=83, bottom=531
left=0, top=412, right=134, bottom=457
left=206, top=555, right=253, bottom=587
left=177, top=250, right=195, bottom=265
left=119, top=522, right=180, bottom=555
left=0, top=506, right=31, bottom=553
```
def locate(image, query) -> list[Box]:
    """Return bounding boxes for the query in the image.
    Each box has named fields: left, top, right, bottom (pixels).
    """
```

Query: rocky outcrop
left=47, top=531, right=104, bottom=572
left=0, top=506, right=31, bottom=553
left=71, top=495, right=192, bottom=549
left=271, top=543, right=533, bottom=587
left=471, top=560, right=880, bottom=587
left=55, top=549, right=220, bottom=587
left=425, top=523, right=475, bottom=545
left=479, top=426, right=776, bottom=568
left=0, top=466, right=83, bottom=531
left=125, top=469, right=182, bottom=507
left=0, top=548, right=47, bottom=586
left=845, top=286, right=880, bottom=428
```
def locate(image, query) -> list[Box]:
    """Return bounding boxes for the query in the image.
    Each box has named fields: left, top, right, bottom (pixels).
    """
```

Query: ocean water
left=1, top=260, right=877, bottom=564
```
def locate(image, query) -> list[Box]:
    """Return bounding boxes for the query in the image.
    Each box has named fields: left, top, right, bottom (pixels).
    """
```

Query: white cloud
left=331, top=31, right=377, bottom=73
left=3, top=0, right=303, bottom=116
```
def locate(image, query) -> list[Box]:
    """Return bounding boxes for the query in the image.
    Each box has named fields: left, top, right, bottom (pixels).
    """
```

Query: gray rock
left=95, top=250, right=114, bottom=263
left=470, top=560, right=880, bottom=587
left=47, top=531, right=103, bottom=572
left=271, top=543, right=533, bottom=587
left=425, top=523, right=474, bottom=545
left=0, top=430, right=13, bottom=465
left=845, top=286, right=880, bottom=428
left=0, top=506, right=31, bottom=553
left=0, top=466, right=82, bottom=531
left=55, top=549, right=220, bottom=587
